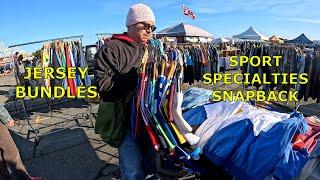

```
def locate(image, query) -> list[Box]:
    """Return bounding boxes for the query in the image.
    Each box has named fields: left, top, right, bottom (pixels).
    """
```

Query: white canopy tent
left=156, top=23, right=213, bottom=43
left=157, top=23, right=213, bottom=38
left=233, top=26, right=268, bottom=41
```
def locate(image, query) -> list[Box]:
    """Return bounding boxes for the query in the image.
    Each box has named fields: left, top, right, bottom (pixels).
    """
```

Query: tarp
left=233, top=26, right=268, bottom=41
left=285, top=34, right=313, bottom=44
left=269, top=35, right=278, bottom=41
left=212, top=37, right=230, bottom=44
left=269, top=35, right=284, bottom=44
left=230, top=38, right=246, bottom=43
left=314, top=40, right=320, bottom=45
left=156, top=23, right=213, bottom=38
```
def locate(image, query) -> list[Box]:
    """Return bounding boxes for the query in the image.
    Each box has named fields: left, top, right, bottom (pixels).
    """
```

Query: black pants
left=185, top=65, right=195, bottom=85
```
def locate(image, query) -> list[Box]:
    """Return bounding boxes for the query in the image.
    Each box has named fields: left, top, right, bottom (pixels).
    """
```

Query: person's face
left=128, top=21, right=156, bottom=43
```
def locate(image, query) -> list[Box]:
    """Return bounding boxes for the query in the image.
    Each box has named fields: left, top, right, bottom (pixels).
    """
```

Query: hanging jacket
left=42, top=47, right=51, bottom=88
left=51, top=46, right=62, bottom=87
left=72, top=46, right=82, bottom=86
left=298, top=54, right=312, bottom=100
left=185, top=50, right=193, bottom=66
left=65, top=44, right=77, bottom=96
left=297, top=54, right=306, bottom=92
left=168, top=48, right=177, bottom=61
left=305, top=54, right=314, bottom=100
left=68, top=45, right=78, bottom=89
left=78, top=45, right=91, bottom=87
left=310, top=54, right=320, bottom=99
left=318, top=55, right=320, bottom=102
left=201, top=45, right=208, bottom=65
left=59, top=44, right=68, bottom=89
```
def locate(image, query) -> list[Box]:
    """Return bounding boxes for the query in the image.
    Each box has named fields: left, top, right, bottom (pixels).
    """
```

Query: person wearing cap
left=94, top=3, right=156, bottom=179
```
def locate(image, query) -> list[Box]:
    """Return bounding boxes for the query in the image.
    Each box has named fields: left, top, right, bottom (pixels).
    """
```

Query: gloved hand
left=112, top=67, right=139, bottom=93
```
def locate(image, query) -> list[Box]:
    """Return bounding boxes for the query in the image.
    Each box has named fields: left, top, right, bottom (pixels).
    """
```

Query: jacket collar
left=111, top=33, right=148, bottom=47
left=111, top=33, right=136, bottom=43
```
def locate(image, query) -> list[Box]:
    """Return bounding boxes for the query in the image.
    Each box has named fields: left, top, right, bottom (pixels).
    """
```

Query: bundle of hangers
left=241, top=44, right=320, bottom=103
left=41, top=40, right=91, bottom=93
left=130, top=43, right=202, bottom=172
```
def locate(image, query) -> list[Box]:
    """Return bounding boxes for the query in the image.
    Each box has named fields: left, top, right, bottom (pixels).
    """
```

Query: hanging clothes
left=78, top=44, right=91, bottom=87
left=40, top=40, right=90, bottom=94
left=73, top=45, right=82, bottom=86
left=42, top=45, right=51, bottom=89
left=65, top=43, right=77, bottom=96
left=310, top=54, right=320, bottom=100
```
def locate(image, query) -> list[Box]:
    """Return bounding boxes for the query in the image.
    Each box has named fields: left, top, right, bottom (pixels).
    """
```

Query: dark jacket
left=94, top=33, right=145, bottom=102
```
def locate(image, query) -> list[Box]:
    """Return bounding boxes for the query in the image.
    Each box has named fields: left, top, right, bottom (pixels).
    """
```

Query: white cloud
left=278, top=18, right=320, bottom=24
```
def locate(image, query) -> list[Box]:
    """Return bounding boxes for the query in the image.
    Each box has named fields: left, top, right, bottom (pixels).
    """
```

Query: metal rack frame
left=7, top=35, right=96, bottom=157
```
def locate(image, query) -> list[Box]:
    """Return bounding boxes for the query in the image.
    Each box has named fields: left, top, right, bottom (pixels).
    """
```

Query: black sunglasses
left=137, top=22, right=156, bottom=32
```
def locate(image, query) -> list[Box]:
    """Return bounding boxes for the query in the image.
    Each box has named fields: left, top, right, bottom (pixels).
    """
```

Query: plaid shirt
left=0, top=105, right=12, bottom=125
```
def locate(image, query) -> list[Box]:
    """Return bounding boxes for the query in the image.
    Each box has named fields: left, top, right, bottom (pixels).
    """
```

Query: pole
left=182, top=4, right=184, bottom=24
left=8, top=35, right=84, bottom=48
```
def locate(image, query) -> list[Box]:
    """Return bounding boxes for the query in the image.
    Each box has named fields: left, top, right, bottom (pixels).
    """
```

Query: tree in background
left=32, top=49, right=41, bottom=60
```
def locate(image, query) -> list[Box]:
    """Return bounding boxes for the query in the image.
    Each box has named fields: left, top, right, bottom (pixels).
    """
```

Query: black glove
left=111, top=67, right=139, bottom=96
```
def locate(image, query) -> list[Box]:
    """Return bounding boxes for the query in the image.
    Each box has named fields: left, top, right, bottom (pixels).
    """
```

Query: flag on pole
left=182, top=4, right=196, bottom=20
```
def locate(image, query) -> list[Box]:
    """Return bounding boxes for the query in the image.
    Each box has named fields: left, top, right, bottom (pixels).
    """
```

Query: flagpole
left=182, top=4, right=184, bottom=24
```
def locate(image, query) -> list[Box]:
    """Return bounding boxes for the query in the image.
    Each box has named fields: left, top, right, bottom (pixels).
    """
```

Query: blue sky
left=1, top=0, right=319, bottom=52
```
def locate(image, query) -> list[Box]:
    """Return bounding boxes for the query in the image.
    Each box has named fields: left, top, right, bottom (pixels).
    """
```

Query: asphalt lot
left=1, top=75, right=120, bottom=180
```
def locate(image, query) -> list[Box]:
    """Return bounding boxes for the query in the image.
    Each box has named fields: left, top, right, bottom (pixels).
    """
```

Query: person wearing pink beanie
left=94, top=3, right=157, bottom=180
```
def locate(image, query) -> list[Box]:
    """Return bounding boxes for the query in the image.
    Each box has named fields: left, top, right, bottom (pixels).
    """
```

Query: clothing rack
left=96, top=33, right=117, bottom=39
left=8, top=35, right=84, bottom=117
left=6, top=35, right=95, bottom=157
left=176, top=42, right=209, bottom=46
left=8, top=35, right=84, bottom=48
left=96, top=33, right=114, bottom=36
left=95, top=33, right=118, bottom=48
left=241, top=44, right=319, bottom=116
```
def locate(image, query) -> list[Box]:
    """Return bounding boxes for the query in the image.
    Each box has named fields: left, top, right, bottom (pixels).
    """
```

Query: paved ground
left=0, top=71, right=319, bottom=180
left=8, top=101, right=120, bottom=180
left=0, top=74, right=16, bottom=104
left=1, top=75, right=120, bottom=180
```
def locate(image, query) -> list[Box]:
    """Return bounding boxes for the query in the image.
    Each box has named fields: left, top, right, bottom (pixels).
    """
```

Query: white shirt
left=195, top=101, right=290, bottom=149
